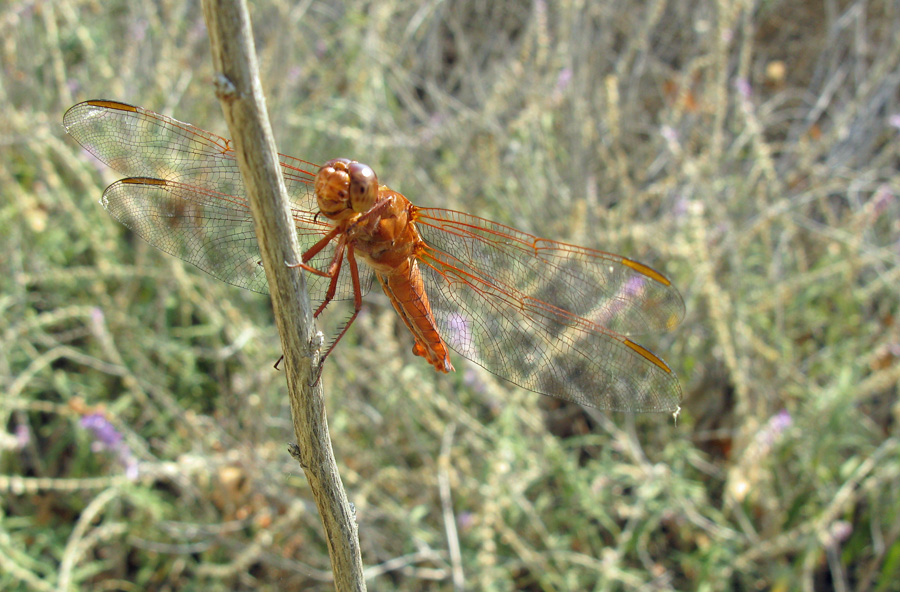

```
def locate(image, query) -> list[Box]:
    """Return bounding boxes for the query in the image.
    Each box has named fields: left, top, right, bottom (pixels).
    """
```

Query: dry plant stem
left=201, top=0, right=366, bottom=589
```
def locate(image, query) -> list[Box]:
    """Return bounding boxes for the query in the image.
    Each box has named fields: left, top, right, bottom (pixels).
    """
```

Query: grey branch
left=201, top=0, right=366, bottom=589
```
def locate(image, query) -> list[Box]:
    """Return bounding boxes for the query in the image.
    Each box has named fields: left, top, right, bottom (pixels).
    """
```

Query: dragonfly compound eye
left=348, top=162, right=378, bottom=213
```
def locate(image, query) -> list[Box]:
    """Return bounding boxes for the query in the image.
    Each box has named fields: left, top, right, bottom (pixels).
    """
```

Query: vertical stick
left=201, top=1, right=366, bottom=589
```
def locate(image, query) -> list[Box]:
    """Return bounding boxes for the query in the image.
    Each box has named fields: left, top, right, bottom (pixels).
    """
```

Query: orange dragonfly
left=63, top=100, right=684, bottom=413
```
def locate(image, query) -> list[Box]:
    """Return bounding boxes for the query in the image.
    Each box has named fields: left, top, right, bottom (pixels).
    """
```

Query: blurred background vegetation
left=2, top=0, right=899, bottom=590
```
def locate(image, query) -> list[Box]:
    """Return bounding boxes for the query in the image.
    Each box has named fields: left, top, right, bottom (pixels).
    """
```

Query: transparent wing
left=63, top=99, right=372, bottom=299
left=416, top=208, right=684, bottom=412
left=99, top=177, right=348, bottom=296
left=64, top=100, right=683, bottom=411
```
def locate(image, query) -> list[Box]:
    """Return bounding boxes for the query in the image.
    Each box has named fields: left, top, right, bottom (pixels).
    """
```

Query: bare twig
left=201, top=1, right=365, bottom=589
left=438, top=423, right=465, bottom=590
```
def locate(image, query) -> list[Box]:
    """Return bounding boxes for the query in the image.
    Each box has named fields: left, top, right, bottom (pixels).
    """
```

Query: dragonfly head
left=315, top=158, right=379, bottom=221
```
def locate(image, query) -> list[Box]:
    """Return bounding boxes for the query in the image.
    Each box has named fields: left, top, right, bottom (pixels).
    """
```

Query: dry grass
left=2, top=0, right=899, bottom=590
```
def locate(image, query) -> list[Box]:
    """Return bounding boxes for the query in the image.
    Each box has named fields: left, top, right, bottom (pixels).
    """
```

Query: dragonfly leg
left=313, top=239, right=346, bottom=317
left=274, top=234, right=347, bottom=373
left=299, top=243, right=344, bottom=386
left=286, top=224, right=343, bottom=276
left=308, top=357, right=326, bottom=387
left=315, top=243, right=364, bottom=368
left=278, top=236, right=361, bottom=379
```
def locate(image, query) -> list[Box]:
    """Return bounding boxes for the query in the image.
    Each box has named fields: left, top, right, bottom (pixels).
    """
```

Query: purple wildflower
left=128, top=19, right=148, bottom=43
left=660, top=125, right=678, bottom=144
left=286, top=66, right=304, bottom=86
left=672, top=195, right=690, bottom=218
left=445, top=313, right=473, bottom=349
left=15, top=423, right=31, bottom=449
left=769, top=409, right=792, bottom=434
left=556, top=68, right=572, bottom=94
left=457, top=511, right=475, bottom=531
left=756, top=409, right=792, bottom=450
left=81, top=413, right=122, bottom=448
left=624, top=275, right=646, bottom=298
left=734, top=77, right=752, bottom=99
left=872, top=185, right=894, bottom=217
left=463, top=368, right=486, bottom=394
left=81, top=413, right=139, bottom=479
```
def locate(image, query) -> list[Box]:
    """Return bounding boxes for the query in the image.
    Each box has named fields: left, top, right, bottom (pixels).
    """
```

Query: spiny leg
left=309, top=243, right=365, bottom=384
left=281, top=200, right=391, bottom=377
left=276, top=230, right=346, bottom=372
